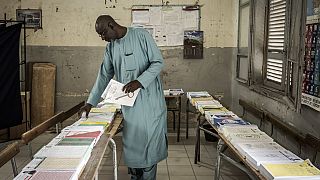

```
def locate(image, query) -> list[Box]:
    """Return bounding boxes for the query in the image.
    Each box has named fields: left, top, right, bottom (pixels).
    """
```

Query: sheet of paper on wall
left=149, top=7, right=162, bottom=25
left=162, top=6, right=181, bottom=23
left=154, top=25, right=167, bottom=46
left=101, top=79, right=140, bottom=107
left=182, top=10, right=199, bottom=30
left=132, top=9, right=150, bottom=24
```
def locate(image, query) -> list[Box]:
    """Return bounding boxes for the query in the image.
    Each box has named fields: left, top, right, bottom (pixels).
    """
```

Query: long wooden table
left=191, top=105, right=266, bottom=180
left=79, top=113, right=123, bottom=180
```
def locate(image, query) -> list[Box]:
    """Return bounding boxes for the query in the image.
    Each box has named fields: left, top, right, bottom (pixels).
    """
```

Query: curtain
left=0, top=23, right=23, bottom=129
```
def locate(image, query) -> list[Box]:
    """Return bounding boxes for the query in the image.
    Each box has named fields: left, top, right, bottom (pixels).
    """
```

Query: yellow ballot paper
left=261, top=159, right=320, bottom=179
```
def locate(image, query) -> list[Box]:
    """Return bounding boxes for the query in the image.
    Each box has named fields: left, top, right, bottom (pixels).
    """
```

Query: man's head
left=95, top=15, right=124, bottom=42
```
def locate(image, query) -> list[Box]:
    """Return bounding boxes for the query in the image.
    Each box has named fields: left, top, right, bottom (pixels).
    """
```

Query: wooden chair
left=21, top=111, right=65, bottom=158
left=0, top=141, right=20, bottom=177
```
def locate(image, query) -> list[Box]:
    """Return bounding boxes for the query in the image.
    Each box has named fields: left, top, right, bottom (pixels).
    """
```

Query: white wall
left=0, top=0, right=238, bottom=47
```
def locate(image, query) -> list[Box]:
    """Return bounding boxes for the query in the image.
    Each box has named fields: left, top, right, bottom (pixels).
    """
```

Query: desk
left=79, top=113, right=123, bottom=180
left=165, top=95, right=182, bottom=142
left=194, top=114, right=266, bottom=180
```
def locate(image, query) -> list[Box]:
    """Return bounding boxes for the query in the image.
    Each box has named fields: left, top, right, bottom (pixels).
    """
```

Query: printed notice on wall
left=131, top=5, right=200, bottom=47
left=301, top=93, right=320, bottom=112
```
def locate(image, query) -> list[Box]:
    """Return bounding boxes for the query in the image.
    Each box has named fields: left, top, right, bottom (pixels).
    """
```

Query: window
left=264, top=0, right=287, bottom=89
left=241, top=0, right=306, bottom=109
left=236, top=0, right=251, bottom=83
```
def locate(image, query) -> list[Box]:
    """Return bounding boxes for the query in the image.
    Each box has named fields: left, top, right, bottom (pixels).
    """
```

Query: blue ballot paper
left=212, top=114, right=250, bottom=126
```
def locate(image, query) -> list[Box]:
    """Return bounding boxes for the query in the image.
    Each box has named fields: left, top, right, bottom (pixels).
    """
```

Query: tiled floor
left=0, top=113, right=250, bottom=180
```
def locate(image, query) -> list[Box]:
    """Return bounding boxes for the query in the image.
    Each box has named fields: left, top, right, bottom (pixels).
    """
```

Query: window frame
left=236, top=0, right=252, bottom=85
left=239, top=0, right=307, bottom=111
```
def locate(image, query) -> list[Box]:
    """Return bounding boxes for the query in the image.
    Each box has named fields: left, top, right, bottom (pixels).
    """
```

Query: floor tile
left=170, top=175, right=196, bottom=180
left=191, top=164, right=215, bottom=176
left=168, top=150, right=188, bottom=158
left=157, top=175, right=170, bottom=180
left=168, top=144, right=186, bottom=151
left=167, top=157, right=191, bottom=166
left=157, top=165, right=169, bottom=175
left=168, top=165, right=194, bottom=176
left=196, top=176, right=215, bottom=180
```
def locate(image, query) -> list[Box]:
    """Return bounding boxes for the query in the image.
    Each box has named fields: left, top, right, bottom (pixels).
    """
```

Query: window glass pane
left=239, top=5, right=250, bottom=49
left=238, top=57, right=249, bottom=81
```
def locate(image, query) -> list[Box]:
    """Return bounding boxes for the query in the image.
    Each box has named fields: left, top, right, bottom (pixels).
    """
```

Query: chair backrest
left=0, top=141, right=20, bottom=168
left=21, top=111, right=65, bottom=145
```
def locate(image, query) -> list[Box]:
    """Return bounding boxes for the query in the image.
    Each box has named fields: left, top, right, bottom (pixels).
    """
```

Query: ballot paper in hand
left=101, top=79, right=140, bottom=107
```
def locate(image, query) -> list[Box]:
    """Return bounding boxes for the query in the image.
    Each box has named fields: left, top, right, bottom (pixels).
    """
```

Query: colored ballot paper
left=29, top=171, right=76, bottom=180
left=101, top=79, right=140, bottom=107
left=260, top=159, right=320, bottom=180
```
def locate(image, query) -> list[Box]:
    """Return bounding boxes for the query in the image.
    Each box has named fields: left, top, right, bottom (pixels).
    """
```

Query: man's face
left=96, top=23, right=116, bottom=42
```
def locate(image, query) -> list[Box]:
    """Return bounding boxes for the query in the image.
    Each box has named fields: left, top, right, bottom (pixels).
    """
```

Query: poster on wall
left=302, top=23, right=320, bottom=112
left=131, top=5, right=200, bottom=47
left=16, top=9, right=42, bottom=28
left=183, top=31, right=203, bottom=59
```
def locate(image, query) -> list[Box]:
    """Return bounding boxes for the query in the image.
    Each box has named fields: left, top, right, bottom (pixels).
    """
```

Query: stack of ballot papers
left=169, top=88, right=184, bottom=95
left=206, top=112, right=249, bottom=127
left=191, top=96, right=214, bottom=106
left=246, top=150, right=302, bottom=170
left=199, top=106, right=228, bottom=114
left=195, top=100, right=223, bottom=109
left=14, top=105, right=118, bottom=180
left=259, top=159, right=320, bottom=180
left=15, top=170, right=77, bottom=180
left=96, top=102, right=121, bottom=112
left=234, top=141, right=286, bottom=158
left=219, top=125, right=260, bottom=137
left=187, top=91, right=211, bottom=99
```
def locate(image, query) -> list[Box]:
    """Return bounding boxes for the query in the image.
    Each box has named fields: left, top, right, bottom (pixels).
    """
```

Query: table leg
left=194, top=114, right=201, bottom=164
left=197, top=114, right=201, bottom=162
left=110, top=138, right=117, bottom=180
left=215, top=139, right=223, bottom=180
left=177, top=97, right=181, bottom=142
left=186, top=99, right=189, bottom=139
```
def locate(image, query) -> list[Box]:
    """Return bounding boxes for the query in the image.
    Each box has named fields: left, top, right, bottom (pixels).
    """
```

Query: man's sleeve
left=136, top=30, right=164, bottom=89
left=87, top=47, right=114, bottom=106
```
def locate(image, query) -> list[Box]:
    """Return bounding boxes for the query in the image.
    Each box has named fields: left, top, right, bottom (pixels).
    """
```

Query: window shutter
left=266, top=0, right=287, bottom=84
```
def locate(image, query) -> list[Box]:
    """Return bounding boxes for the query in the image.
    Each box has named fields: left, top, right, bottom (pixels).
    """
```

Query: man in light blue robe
left=80, top=15, right=167, bottom=180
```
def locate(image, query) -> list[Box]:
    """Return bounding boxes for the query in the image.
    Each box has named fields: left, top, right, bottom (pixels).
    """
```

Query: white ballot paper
left=101, top=79, right=140, bottom=107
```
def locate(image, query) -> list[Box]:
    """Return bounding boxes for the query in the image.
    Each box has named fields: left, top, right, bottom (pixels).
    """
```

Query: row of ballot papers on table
left=14, top=103, right=121, bottom=180
left=187, top=91, right=320, bottom=180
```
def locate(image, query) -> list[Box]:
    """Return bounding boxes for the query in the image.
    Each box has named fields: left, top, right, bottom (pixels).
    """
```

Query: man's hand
left=78, top=103, right=93, bottom=118
left=123, top=80, right=142, bottom=93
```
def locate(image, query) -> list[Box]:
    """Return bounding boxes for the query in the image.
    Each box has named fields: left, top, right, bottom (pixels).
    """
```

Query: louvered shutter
left=266, top=0, right=287, bottom=84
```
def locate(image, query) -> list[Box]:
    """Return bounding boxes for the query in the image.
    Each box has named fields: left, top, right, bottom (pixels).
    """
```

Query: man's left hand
left=123, top=80, right=142, bottom=93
